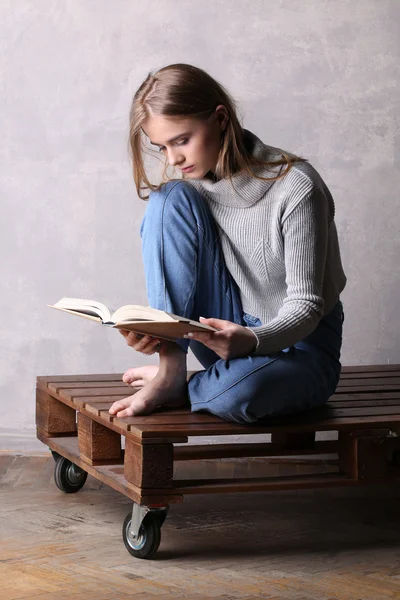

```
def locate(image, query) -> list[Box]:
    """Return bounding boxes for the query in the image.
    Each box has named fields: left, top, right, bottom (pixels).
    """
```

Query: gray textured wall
left=1, top=0, right=399, bottom=448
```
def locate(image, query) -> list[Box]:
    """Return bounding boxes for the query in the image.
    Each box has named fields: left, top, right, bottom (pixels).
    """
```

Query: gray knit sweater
left=189, top=129, right=347, bottom=356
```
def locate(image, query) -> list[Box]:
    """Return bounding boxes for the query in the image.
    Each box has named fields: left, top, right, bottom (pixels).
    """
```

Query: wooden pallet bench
left=36, top=364, right=400, bottom=558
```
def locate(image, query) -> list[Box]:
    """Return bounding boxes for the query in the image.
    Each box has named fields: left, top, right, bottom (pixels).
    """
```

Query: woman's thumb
left=199, top=316, right=230, bottom=330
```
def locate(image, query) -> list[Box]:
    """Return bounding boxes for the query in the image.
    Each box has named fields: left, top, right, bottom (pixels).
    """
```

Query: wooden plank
left=334, top=384, right=400, bottom=393
left=83, top=401, right=115, bottom=414
left=328, top=399, right=400, bottom=409
left=48, top=381, right=129, bottom=394
left=339, top=371, right=400, bottom=380
left=37, top=374, right=123, bottom=384
left=336, top=377, right=400, bottom=388
left=72, top=395, right=130, bottom=408
left=95, top=407, right=206, bottom=429
left=130, top=415, right=400, bottom=438
left=173, top=440, right=338, bottom=461
left=341, top=365, right=400, bottom=373
left=103, top=410, right=233, bottom=426
left=168, top=473, right=361, bottom=494
left=59, top=387, right=134, bottom=401
left=329, top=391, right=400, bottom=402
left=105, top=466, right=365, bottom=495
left=324, top=407, right=400, bottom=417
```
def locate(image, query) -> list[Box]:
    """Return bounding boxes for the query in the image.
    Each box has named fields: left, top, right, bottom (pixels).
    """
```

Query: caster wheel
left=122, top=511, right=161, bottom=559
left=54, top=458, right=88, bottom=493
left=154, top=509, right=168, bottom=528
left=50, top=450, right=61, bottom=462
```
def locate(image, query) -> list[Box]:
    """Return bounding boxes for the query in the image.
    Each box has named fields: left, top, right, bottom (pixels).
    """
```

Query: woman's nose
left=168, top=149, right=184, bottom=166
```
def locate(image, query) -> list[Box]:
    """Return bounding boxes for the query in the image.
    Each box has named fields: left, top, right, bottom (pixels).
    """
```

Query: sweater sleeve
left=251, top=185, right=330, bottom=355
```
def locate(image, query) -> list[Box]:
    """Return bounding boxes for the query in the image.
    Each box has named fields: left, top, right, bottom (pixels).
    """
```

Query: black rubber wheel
left=54, top=458, right=88, bottom=493
left=122, top=511, right=162, bottom=559
left=154, top=509, right=168, bottom=527
left=50, top=450, right=61, bottom=462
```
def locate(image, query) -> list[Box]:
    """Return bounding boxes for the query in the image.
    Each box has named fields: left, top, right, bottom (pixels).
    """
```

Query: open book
left=49, top=297, right=217, bottom=341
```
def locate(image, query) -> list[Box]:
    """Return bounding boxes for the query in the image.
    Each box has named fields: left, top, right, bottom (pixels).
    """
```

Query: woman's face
left=142, top=105, right=228, bottom=179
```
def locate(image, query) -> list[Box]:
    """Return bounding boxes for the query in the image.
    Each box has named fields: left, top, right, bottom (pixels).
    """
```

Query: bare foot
left=122, top=365, right=159, bottom=388
left=110, top=373, right=187, bottom=417
left=110, top=341, right=188, bottom=417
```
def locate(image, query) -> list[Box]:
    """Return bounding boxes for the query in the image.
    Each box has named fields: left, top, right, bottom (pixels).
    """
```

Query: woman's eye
left=157, top=139, right=188, bottom=152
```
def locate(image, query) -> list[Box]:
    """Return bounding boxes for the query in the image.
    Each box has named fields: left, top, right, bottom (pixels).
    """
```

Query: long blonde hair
left=129, top=63, right=305, bottom=200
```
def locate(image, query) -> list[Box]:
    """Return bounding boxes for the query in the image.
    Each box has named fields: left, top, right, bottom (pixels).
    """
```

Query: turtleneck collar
left=189, top=129, right=284, bottom=207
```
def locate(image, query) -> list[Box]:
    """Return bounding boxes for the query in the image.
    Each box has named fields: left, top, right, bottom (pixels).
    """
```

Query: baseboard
left=0, top=429, right=50, bottom=454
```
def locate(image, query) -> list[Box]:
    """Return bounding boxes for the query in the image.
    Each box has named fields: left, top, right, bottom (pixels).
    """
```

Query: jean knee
left=211, top=395, right=260, bottom=425
left=141, top=181, right=204, bottom=242
left=191, top=384, right=260, bottom=425
left=150, top=181, right=202, bottom=216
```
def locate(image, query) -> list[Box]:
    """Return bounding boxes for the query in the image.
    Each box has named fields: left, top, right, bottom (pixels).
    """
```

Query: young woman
left=109, top=63, right=347, bottom=423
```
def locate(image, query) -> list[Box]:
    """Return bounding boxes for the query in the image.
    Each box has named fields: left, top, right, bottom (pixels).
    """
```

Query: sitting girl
left=109, top=63, right=346, bottom=424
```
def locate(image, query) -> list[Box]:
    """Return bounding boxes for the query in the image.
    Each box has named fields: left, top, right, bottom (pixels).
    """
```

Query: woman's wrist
left=245, top=327, right=260, bottom=353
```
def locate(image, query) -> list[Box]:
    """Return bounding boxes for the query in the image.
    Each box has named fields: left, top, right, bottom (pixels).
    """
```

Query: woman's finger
left=184, top=332, right=213, bottom=343
left=132, top=336, right=162, bottom=355
left=134, top=335, right=158, bottom=349
left=121, top=331, right=161, bottom=354
left=126, top=332, right=147, bottom=347
left=140, top=340, right=162, bottom=354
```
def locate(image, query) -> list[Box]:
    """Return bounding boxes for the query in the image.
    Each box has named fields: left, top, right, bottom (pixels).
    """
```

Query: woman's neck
left=204, top=170, right=220, bottom=182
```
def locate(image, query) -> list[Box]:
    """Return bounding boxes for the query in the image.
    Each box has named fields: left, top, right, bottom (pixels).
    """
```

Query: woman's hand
left=119, top=329, right=162, bottom=355
left=184, top=317, right=258, bottom=360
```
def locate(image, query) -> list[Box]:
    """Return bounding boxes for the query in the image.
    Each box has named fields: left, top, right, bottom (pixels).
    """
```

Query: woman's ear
left=215, top=104, right=229, bottom=132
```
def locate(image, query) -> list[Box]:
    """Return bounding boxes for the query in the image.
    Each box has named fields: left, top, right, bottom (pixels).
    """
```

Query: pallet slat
left=341, top=365, right=400, bottom=373
left=128, top=415, right=400, bottom=438
left=170, top=473, right=355, bottom=494
left=336, top=377, right=400, bottom=387
left=59, top=387, right=133, bottom=400
left=48, top=381, right=130, bottom=393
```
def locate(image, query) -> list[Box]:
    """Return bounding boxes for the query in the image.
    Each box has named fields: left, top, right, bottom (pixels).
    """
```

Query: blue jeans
left=140, top=180, right=343, bottom=424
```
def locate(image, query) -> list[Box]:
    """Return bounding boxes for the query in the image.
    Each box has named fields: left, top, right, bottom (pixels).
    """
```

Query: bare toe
left=122, top=368, right=137, bottom=383
left=109, top=397, right=134, bottom=414
left=116, top=407, right=135, bottom=418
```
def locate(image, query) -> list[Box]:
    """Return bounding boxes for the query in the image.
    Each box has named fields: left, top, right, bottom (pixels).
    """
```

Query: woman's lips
left=181, top=165, right=194, bottom=173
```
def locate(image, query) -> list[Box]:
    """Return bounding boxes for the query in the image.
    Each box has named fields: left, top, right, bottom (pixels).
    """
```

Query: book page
left=48, top=306, right=103, bottom=323
left=50, top=298, right=111, bottom=321
left=111, top=305, right=178, bottom=323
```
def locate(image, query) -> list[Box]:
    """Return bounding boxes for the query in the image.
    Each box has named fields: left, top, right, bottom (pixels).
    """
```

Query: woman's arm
left=250, top=185, right=330, bottom=355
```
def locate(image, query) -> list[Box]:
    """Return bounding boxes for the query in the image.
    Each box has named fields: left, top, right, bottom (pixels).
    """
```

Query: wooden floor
left=2, top=452, right=400, bottom=600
